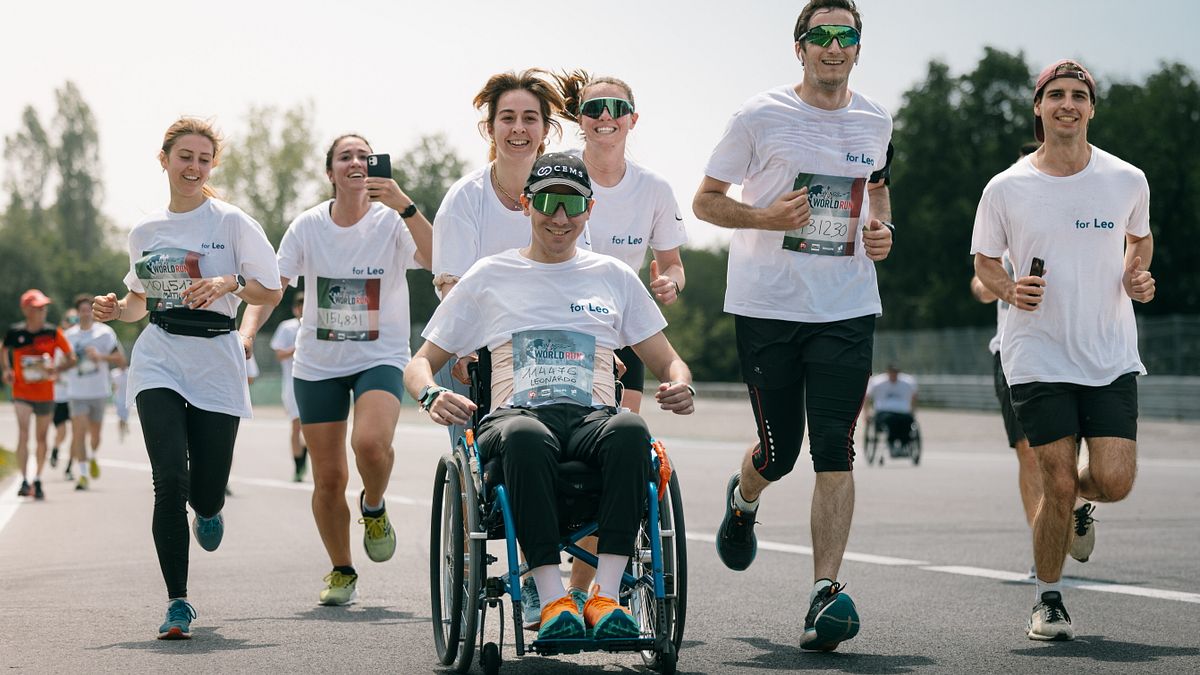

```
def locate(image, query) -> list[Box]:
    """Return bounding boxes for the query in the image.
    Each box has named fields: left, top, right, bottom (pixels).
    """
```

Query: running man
left=3, top=289, right=76, bottom=499
left=971, top=59, right=1154, bottom=641
left=63, top=294, right=125, bottom=490
left=692, top=0, right=894, bottom=652
left=270, top=291, right=306, bottom=481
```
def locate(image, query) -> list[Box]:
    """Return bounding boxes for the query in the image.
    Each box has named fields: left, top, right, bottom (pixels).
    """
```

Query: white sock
left=809, top=578, right=834, bottom=604
left=594, top=554, right=626, bottom=600
left=77, top=460, right=89, bottom=476
left=1035, top=577, right=1063, bottom=599
left=531, top=565, right=566, bottom=606
left=733, top=484, right=759, bottom=512
left=168, top=596, right=187, bottom=605
left=361, top=495, right=384, bottom=513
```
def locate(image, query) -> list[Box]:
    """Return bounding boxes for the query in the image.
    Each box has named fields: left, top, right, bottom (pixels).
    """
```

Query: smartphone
left=1029, top=257, right=1045, bottom=277
left=367, top=153, right=392, bottom=178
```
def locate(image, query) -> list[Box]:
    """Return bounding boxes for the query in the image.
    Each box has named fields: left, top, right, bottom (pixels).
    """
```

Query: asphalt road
left=1, top=400, right=1197, bottom=674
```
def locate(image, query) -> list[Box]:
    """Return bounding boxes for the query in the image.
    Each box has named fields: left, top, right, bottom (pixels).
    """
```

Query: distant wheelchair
left=429, top=351, right=687, bottom=674
left=862, top=411, right=922, bottom=466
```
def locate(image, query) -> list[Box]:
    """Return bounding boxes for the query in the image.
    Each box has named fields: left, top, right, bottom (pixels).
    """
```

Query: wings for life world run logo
left=782, top=173, right=866, bottom=257
left=512, top=329, right=596, bottom=407
left=316, top=277, right=380, bottom=341
left=135, top=248, right=204, bottom=311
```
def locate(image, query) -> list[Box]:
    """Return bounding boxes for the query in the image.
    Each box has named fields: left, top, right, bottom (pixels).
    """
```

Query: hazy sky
left=2, top=0, right=1197, bottom=249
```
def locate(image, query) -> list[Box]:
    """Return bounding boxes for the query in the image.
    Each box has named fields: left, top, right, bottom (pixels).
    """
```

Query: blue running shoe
left=158, top=599, right=196, bottom=640
left=800, top=582, right=860, bottom=651
left=521, top=577, right=542, bottom=630
left=192, top=512, right=224, bottom=552
left=716, top=473, right=757, bottom=571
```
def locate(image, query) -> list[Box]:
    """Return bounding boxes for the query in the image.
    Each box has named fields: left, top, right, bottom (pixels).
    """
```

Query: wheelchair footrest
left=529, top=636, right=657, bottom=655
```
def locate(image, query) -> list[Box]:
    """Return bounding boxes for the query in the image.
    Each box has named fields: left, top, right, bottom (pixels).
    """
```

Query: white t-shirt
left=988, top=252, right=1015, bottom=355
left=278, top=200, right=420, bottom=381
left=422, top=249, right=666, bottom=412
left=564, top=150, right=688, bottom=272
left=271, top=317, right=301, bottom=419
left=432, top=165, right=592, bottom=293
left=970, top=147, right=1150, bottom=386
left=704, top=86, right=892, bottom=323
left=123, top=198, right=281, bottom=417
left=867, top=373, right=917, bottom=414
left=63, top=323, right=120, bottom=400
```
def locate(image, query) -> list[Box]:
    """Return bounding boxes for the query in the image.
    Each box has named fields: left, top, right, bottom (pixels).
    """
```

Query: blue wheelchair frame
left=431, top=424, right=684, bottom=675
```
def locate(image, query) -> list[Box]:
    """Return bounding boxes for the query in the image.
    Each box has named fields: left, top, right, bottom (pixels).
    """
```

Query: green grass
left=0, top=445, right=14, bottom=480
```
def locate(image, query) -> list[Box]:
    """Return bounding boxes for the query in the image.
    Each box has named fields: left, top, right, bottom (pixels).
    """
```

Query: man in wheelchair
left=866, top=364, right=918, bottom=450
left=404, top=153, right=695, bottom=642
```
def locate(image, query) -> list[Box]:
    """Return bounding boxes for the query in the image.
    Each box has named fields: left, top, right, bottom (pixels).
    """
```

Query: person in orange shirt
left=2, top=289, right=75, bottom=499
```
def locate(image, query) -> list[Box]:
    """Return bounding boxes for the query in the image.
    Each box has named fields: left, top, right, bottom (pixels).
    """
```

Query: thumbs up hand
left=862, top=219, right=893, bottom=261
left=1123, top=255, right=1155, bottom=303
left=648, top=260, right=679, bottom=305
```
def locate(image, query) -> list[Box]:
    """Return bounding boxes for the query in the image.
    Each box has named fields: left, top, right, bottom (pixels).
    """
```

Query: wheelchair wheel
left=635, top=471, right=687, bottom=673
left=862, top=417, right=879, bottom=466
left=910, top=424, right=922, bottom=466
left=430, top=454, right=485, bottom=672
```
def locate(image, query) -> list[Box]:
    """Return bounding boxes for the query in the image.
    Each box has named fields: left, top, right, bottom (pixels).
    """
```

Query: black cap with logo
left=524, top=153, right=592, bottom=198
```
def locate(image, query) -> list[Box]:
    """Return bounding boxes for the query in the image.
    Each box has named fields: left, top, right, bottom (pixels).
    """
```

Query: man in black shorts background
left=693, top=0, right=893, bottom=652
left=972, top=59, right=1155, bottom=641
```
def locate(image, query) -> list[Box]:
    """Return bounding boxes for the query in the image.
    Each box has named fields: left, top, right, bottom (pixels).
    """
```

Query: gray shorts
left=69, top=397, right=108, bottom=423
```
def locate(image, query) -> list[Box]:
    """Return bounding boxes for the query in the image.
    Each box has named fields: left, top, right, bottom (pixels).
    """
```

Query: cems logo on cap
left=536, top=164, right=584, bottom=178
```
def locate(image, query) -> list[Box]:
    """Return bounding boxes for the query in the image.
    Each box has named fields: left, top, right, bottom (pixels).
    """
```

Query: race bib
left=512, top=330, right=596, bottom=407
left=136, top=248, right=204, bottom=311
left=316, top=277, right=380, bottom=341
left=21, top=354, right=50, bottom=383
left=782, top=173, right=866, bottom=257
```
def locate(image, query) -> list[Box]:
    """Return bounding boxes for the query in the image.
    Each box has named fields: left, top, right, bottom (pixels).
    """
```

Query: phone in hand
left=1029, top=257, right=1045, bottom=277
left=367, top=153, right=392, bottom=178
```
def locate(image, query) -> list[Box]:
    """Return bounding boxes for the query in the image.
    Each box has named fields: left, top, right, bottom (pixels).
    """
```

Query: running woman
left=243, top=133, right=432, bottom=606
left=972, top=59, right=1154, bottom=641
left=3, top=289, right=75, bottom=500
left=63, top=294, right=125, bottom=491
left=270, top=291, right=306, bottom=481
left=93, top=117, right=282, bottom=639
left=693, top=0, right=894, bottom=652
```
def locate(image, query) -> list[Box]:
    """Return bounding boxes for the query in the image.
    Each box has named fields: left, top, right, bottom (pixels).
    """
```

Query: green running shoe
left=158, top=599, right=196, bottom=640
left=358, top=492, right=396, bottom=562
left=319, top=570, right=358, bottom=606
left=192, top=512, right=224, bottom=552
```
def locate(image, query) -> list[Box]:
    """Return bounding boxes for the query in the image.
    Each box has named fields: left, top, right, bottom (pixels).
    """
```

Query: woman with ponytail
left=92, top=117, right=282, bottom=640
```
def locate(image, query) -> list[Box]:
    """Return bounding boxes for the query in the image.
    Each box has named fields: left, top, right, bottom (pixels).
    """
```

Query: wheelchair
left=429, top=349, right=687, bottom=674
left=862, top=411, right=922, bottom=466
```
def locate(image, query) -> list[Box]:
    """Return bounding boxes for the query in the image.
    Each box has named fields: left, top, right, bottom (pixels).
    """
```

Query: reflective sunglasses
left=797, top=24, right=860, bottom=49
left=528, top=192, right=590, bottom=217
left=579, top=97, right=634, bottom=120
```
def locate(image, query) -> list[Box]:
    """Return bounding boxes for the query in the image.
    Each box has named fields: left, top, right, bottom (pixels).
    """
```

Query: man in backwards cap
left=971, top=60, right=1155, bottom=641
left=405, top=153, right=695, bottom=643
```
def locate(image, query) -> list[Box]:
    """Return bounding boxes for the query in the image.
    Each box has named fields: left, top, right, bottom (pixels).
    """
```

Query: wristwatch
left=880, top=221, right=896, bottom=234
left=419, top=384, right=449, bottom=411
left=400, top=203, right=419, bottom=219
left=232, top=274, right=247, bottom=295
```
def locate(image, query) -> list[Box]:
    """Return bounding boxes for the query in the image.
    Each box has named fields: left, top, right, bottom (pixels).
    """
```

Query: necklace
left=491, top=163, right=521, bottom=211
left=582, top=151, right=626, bottom=185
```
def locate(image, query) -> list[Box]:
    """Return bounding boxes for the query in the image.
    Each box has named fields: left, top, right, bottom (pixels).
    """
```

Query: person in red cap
left=2, top=289, right=76, bottom=499
left=971, top=59, right=1156, bottom=641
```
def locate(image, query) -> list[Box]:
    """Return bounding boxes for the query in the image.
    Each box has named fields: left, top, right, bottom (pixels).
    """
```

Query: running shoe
left=537, top=595, right=585, bottom=640
left=75, top=475, right=89, bottom=491
left=569, top=587, right=589, bottom=615
left=716, top=472, right=758, bottom=571
left=33, top=480, right=44, bottom=501
left=89, top=458, right=100, bottom=479
left=800, top=582, right=860, bottom=651
left=192, top=512, right=224, bottom=552
left=1069, top=503, right=1096, bottom=563
left=65, top=464, right=73, bottom=481
left=319, top=570, right=358, bottom=606
left=49, top=447, right=58, bottom=468
left=17, top=480, right=31, bottom=497
left=583, top=588, right=639, bottom=639
left=358, top=492, right=396, bottom=562
left=158, top=599, right=196, bottom=640
left=1027, top=591, right=1074, bottom=641
left=521, top=577, right=542, bottom=629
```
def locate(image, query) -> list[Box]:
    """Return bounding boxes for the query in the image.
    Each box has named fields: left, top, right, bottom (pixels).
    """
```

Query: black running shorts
left=992, top=352, right=1026, bottom=448
left=1009, top=373, right=1138, bottom=448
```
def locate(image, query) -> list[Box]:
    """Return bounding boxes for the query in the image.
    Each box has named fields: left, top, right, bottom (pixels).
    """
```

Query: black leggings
left=136, top=388, right=240, bottom=599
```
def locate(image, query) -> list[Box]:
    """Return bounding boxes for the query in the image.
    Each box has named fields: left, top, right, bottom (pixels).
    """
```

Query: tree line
left=2, top=51, right=1196, bottom=381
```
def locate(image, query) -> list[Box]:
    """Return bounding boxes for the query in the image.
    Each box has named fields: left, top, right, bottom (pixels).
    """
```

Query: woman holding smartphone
left=242, top=133, right=432, bottom=606
left=93, top=117, right=282, bottom=639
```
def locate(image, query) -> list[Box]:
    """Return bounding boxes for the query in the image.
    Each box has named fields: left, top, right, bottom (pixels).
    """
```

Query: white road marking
left=0, top=480, right=22, bottom=536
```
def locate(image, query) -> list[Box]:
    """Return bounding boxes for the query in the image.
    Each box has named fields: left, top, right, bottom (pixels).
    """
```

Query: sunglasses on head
left=797, top=24, right=860, bottom=49
left=527, top=192, right=590, bottom=217
left=579, top=97, right=634, bottom=120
